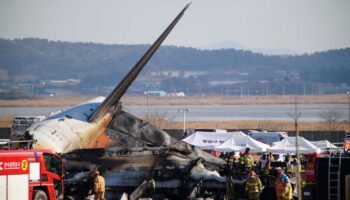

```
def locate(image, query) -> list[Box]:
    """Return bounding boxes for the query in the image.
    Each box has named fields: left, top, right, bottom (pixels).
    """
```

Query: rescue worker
left=281, top=174, right=293, bottom=200
left=245, top=170, right=262, bottom=200
left=262, top=153, right=274, bottom=174
left=267, top=152, right=275, bottom=162
left=220, top=152, right=225, bottom=160
left=228, top=151, right=238, bottom=166
left=228, top=152, right=234, bottom=166
left=300, top=154, right=307, bottom=169
left=244, top=148, right=254, bottom=169
left=262, top=160, right=271, bottom=175
left=225, top=152, right=230, bottom=164
left=275, top=171, right=284, bottom=200
left=239, top=152, right=245, bottom=165
left=93, top=170, right=105, bottom=200
left=285, top=153, right=294, bottom=170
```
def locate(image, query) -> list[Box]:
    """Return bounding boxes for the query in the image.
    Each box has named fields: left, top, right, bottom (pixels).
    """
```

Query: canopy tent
left=182, top=131, right=246, bottom=150
left=214, top=135, right=270, bottom=152
left=267, top=136, right=321, bottom=153
left=311, top=140, right=338, bottom=151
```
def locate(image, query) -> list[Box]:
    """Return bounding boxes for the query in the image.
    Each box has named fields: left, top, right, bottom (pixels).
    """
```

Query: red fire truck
left=304, top=152, right=328, bottom=183
left=0, top=149, right=64, bottom=200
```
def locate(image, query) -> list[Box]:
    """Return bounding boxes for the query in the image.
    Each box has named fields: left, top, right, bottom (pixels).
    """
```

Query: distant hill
left=1, top=38, right=350, bottom=88
left=202, top=41, right=297, bottom=55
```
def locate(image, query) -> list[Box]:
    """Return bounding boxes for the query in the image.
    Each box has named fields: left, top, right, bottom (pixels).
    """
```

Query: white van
left=248, top=130, right=288, bottom=146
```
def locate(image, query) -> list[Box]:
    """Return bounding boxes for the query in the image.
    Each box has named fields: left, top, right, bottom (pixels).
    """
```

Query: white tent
left=311, top=140, right=338, bottom=151
left=182, top=131, right=246, bottom=150
left=214, top=135, right=270, bottom=152
left=267, top=136, right=321, bottom=153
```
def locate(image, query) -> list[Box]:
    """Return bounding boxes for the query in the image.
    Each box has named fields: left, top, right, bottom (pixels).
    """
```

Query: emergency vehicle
left=0, top=149, right=64, bottom=200
left=344, top=134, right=350, bottom=154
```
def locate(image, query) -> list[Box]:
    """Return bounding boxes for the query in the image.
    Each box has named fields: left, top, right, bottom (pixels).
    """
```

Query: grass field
left=146, top=118, right=349, bottom=132
left=0, top=94, right=348, bottom=107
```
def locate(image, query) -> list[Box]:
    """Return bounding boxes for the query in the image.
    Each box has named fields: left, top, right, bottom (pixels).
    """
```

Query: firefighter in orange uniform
left=94, top=170, right=106, bottom=200
left=281, top=174, right=293, bottom=200
left=245, top=170, right=262, bottom=200
left=275, top=171, right=284, bottom=200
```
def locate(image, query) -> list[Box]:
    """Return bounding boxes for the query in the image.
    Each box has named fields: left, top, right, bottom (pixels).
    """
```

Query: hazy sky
left=1, top=0, right=349, bottom=54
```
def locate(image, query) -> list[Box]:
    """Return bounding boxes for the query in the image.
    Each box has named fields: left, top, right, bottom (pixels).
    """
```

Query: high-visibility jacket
left=275, top=178, right=284, bottom=198
left=94, top=175, right=106, bottom=192
left=245, top=155, right=254, bottom=168
left=245, top=176, right=262, bottom=200
left=282, top=181, right=293, bottom=200
left=240, top=156, right=245, bottom=165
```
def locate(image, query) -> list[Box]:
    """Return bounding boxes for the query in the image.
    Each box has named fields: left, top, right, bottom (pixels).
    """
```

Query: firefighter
left=94, top=170, right=106, bottom=200
left=267, top=152, right=275, bottom=162
left=239, top=152, right=245, bottom=165
left=245, top=170, right=262, bottom=200
left=262, top=160, right=271, bottom=175
left=267, top=153, right=275, bottom=173
left=275, top=171, right=284, bottom=200
left=300, top=154, right=307, bottom=169
left=281, top=174, right=293, bottom=200
left=244, top=148, right=254, bottom=169
left=228, top=151, right=237, bottom=166
left=225, top=152, right=230, bottom=164
left=285, top=153, right=294, bottom=170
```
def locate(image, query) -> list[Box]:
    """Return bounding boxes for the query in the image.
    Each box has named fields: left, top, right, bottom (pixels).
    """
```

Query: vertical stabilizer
left=89, top=3, right=191, bottom=122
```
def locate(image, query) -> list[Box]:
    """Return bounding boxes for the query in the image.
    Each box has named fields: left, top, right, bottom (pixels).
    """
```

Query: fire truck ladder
left=328, top=152, right=342, bottom=200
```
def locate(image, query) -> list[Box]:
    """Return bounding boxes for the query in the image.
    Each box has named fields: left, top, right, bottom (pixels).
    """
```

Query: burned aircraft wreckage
left=24, top=3, right=232, bottom=200
left=24, top=3, right=281, bottom=199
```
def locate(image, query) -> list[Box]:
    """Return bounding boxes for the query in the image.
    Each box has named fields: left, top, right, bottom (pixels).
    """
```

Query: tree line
left=0, top=38, right=349, bottom=88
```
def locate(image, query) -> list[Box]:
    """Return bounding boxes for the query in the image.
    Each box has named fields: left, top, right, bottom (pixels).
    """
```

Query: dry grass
left=0, top=95, right=94, bottom=107
left=0, top=116, right=14, bottom=128
left=122, top=94, right=348, bottom=106
left=143, top=118, right=349, bottom=132
left=0, top=94, right=348, bottom=107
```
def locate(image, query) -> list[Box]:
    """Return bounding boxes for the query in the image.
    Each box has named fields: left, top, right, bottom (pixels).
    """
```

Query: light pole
left=346, top=92, right=350, bottom=130
left=178, top=108, right=189, bottom=134
left=144, top=92, right=150, bottom=121
left=288, top=96, right=302, bottom=200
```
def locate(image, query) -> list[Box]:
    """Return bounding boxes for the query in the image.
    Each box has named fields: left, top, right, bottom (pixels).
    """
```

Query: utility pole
left=346, top=92, right=350, bottom=131
left=178, top=108, right=189, bottom=134
left=294, top=96, right=302, bottom=200
left=144, top=92, right=150, bottom=121
left=288, top=96, right=302, bottom=200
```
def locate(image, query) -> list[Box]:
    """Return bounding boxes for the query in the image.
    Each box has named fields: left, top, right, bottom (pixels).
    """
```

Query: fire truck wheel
left=33, top=190, right=48, bottom=200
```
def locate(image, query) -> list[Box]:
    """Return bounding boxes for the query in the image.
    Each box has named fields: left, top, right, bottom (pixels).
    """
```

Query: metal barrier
left=0, top=140, right=34, bottom=150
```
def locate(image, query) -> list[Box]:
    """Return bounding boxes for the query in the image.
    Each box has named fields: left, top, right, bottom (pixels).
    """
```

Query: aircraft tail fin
left=89, top=3, right=191, bottom=122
